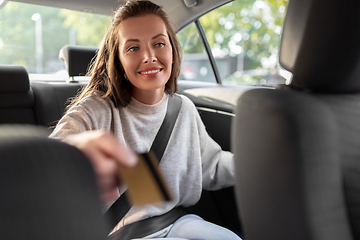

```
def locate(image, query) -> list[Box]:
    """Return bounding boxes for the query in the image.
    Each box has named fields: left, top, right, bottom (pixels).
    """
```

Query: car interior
left=0, top=0, right=245, bottom=238
left=1, top=0, right=359, bottom=239
left=0, top=37, right=243, bottom=238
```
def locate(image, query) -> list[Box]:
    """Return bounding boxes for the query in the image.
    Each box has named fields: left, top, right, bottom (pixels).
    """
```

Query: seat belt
left=103, top=94, right=182, bottom=232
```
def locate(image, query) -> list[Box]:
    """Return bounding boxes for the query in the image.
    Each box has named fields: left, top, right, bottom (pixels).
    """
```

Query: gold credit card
left=118, top=151, right=172, bottom=206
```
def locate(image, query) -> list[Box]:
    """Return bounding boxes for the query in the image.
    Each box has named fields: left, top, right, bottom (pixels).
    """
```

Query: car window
left=0, top=0, right=289, bottom=85
left=177, top=23, right=216, bottom=83
left=0, top=1, right=110, bottom=80
left=199, top=0, right=290, bottom=86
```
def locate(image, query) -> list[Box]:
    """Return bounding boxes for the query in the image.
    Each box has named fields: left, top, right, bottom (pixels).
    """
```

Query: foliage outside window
left=0, top=1, right=110, bottom=75
left=177, top=23, right=216, bottom=83
left=200, top=0, right=289, bottom=86
left=0, top=0, right=289, bottom=86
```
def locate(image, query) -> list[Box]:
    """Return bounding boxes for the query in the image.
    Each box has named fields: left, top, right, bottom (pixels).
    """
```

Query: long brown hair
left=67, top=0, right=182, bottom=110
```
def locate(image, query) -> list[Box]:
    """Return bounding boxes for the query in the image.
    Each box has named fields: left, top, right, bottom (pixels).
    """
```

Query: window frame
left=194, top=19, right=222, bottom=84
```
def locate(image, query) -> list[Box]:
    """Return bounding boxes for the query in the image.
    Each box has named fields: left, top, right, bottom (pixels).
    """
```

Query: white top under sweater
left=50, top=92, right=235, bottom=232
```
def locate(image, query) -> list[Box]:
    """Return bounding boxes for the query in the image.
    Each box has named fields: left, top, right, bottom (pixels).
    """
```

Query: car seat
left=232, top=0, right=360, bottom=239
left=59, top=45, right=98, bottom=80
left=0, top=65, right=37, bottom=124
left=0, top=125, right=108, bottom=240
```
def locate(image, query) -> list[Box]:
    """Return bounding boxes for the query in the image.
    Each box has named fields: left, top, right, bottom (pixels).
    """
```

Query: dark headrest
left=0, top=65, right=30, bottom=93
left=59, top=45, right=98, bottom=77
left=279, top=0, right=360, bottom=93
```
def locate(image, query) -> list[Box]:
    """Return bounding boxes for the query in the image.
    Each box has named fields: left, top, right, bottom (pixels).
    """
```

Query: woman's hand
left=63, top=130, right=137, bottom=202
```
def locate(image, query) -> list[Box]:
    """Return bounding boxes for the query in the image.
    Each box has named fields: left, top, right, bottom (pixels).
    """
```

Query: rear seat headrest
left=0, top=65, right=30, bottom=93
left=59, top=45, right=98, bottom=77
left=279, top=0, right=360, bottom=93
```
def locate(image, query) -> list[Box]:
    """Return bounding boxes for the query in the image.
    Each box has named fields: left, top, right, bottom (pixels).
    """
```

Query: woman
left=50, top=1, right=240, bottom=239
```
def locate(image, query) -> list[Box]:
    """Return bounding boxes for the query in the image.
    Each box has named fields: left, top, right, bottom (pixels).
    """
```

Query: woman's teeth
left=140, top=69, right=160, bottom=75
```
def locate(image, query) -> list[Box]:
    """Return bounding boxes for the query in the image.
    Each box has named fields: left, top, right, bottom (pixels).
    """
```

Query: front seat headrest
left=59, top=45, right=98, bottom=77
left=279, top=0, right=360, bottom=93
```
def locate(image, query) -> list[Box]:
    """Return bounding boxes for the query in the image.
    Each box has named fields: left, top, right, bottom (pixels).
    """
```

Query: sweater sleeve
left=49, top=96, right=113, bottom=139
left=196, top=108, right=235, bottom=190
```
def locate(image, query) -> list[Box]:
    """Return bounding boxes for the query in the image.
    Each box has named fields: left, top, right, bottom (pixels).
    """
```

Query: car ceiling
left=5, top=0, right=233, bottom=31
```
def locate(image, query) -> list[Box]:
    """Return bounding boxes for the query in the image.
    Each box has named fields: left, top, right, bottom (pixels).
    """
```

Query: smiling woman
left=0, top=0, right=292, bottom=239
left=118, top=14, right=174, bottom=105
left=49, top=1, right=241, bottom=240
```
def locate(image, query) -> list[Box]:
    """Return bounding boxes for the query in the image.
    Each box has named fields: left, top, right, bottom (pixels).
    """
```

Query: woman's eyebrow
left=123, top=33, right=167, bottom=45
left=152, top=33, right=167, bottom=40
left=124, top=39, right=140, bottom=45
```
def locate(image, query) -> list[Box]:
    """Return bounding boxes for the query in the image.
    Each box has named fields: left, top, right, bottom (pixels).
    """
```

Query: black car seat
left=0, top=64, right=84, bottom=129
left=31, top=81, right=84, bottom=129
left=0, top=125, right=108, bottom=240
left=232, top=0, right=360, bottom=239
left=59, top=45, right=98, bottom=80
left=0, top=65, right=37, bottom=124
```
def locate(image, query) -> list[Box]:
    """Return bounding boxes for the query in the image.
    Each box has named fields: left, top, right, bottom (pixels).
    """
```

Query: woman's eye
left=155, top=43, right=165, bottom=48
left=128, top=46, right=139, bottom=52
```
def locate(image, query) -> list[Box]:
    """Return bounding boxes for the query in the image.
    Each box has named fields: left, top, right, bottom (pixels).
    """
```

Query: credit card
left=118, top=151, right=172, bottom=206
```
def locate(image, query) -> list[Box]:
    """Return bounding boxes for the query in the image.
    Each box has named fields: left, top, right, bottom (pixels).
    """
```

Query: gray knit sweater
left=50, top=92, right=235, bottom=231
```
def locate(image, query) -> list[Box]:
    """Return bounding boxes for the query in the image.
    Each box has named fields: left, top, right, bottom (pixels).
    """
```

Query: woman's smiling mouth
left=139, top=68, right=163, bottom=75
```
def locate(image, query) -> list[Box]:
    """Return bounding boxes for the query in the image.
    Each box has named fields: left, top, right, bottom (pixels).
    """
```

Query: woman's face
left=118, top=14, right=173, bottom=104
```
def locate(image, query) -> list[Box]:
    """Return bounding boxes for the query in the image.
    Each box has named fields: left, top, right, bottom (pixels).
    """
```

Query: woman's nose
left=143, top=48, right=157, bottom=63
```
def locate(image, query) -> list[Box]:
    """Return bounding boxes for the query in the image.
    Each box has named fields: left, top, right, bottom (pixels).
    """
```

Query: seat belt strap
left=150, top=94, right=182, bottom=162
left=103, top=94, right=182, bottom=232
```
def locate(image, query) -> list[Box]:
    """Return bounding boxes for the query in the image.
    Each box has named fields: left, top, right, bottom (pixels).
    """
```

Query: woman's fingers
left=63, top=130, right=138, bottom=202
